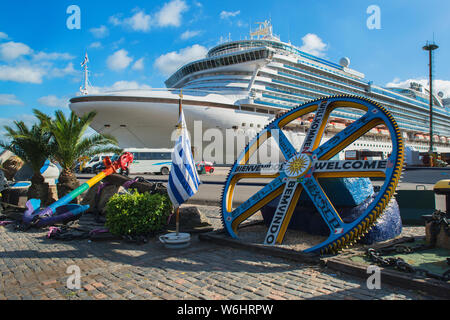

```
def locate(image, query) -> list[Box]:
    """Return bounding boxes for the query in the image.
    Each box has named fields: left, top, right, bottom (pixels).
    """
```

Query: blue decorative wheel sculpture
left=221, top=95, right=404, bottom=254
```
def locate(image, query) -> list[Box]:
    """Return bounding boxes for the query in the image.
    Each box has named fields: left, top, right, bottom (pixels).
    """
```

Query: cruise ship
left=70, top=21, right=450, bottom=164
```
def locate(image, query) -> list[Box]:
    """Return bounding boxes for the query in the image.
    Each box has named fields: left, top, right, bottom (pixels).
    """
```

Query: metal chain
left=366, top=241, right=450, bottom=282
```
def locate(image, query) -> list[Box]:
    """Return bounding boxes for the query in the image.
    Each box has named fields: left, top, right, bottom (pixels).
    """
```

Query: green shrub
left=105, top=190, right=172, bottom=236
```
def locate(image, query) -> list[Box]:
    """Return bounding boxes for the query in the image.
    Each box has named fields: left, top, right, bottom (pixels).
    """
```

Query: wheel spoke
left=264, top=179, right=303, bottom=245
left=300, top=176, right=344, bottom=234
left=226, top=174, right=287, bottom=233
left=270, top=128, right=297, bottom=160
left=313, top=111, right=383, bottom=160
left=301, top=100, right=331, bottom=154
left=312, top=159, right=391, bottom=178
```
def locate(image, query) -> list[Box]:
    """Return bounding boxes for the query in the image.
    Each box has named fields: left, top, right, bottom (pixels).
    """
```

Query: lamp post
left=422, top=42, right=438, bottom=161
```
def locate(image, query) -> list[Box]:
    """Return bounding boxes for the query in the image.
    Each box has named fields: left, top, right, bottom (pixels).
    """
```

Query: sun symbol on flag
left=285, top=154, right=312, bottom=178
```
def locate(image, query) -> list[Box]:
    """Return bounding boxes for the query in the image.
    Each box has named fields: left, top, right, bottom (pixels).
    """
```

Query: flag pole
left=176, top=90, right=183, bottom=236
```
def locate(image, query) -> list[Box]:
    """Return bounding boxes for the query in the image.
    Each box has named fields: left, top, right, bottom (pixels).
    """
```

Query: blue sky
left=0, top=0, right=449, bottom=134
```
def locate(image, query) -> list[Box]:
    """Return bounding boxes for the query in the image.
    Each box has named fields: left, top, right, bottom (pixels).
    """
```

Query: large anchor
left=23, top=152, right=134, bottom=228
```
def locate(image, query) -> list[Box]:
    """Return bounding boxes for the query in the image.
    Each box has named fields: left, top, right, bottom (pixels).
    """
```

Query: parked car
left=196, top=161, right=214, bottom=174
left=92, top=155, right=119, bottom=174
left=82, top=154, right=113, bottom=173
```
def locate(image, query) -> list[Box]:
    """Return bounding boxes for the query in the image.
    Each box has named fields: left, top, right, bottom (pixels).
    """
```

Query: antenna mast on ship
left=80, top=52, right=90, bottom=95
left=250, top=19, right=279, bottom=41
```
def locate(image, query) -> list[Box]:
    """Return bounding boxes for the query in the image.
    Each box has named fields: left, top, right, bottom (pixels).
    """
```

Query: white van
left=82, top=154, right=114, bottom=173
left=124, top=148, right=173, bottom=175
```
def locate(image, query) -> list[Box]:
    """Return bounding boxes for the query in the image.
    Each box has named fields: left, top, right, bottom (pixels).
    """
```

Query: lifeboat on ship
left=415, top=134, right=425, bottom=141
left=378, top=128, right=389, bottom=136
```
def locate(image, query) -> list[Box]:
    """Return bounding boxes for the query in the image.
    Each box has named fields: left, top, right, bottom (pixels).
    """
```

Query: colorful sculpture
left=23, top=152, right=134, bottom=227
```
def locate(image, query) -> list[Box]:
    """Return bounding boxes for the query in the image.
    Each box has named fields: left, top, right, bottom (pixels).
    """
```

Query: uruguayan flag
left=167, top=111, right=201, bottom=208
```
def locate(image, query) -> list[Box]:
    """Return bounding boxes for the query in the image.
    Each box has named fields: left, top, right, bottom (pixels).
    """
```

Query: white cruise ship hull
left=71, top=91, right=450, bottom=164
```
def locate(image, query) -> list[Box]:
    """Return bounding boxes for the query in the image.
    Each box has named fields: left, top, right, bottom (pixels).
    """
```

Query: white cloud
left=0, top=32, right=8, bottom=40
left=155, top=0, right=188, bottom=27
left=0, top=114, right=37, bottom=137
left=132, top=58, right=145, bottom=71
left=110, top=10, right=152, bottom=32
left=89, top=80, right=151, bottom=94
left=0, top=38, right=78, bottom=85
left=38, top=95, right=69, bottom=108
left=299, top=33, right=328, bottom=58
left=0, top=41, right=32, bottom=61
left=126, top=10, right=152, bottom=32
left=107, top=49, right=133, bottom=71
left=109, top=0, right=188, bottom=32
left=220, top=10, right=240, bottom=19
left=386, top=78, right=450, bottom=99
left=90, top=25, right=109, bottom=38
left=154, top=44, right=207, bottom=76
left=49, top=62, right=77, bottom=78
left=0, top=94, right=23, bottom=106
left=180, top=30, right=201, bottom=40
left=109, top=15, right=122, bottom=26
left=32, top=51, right=74, bottom=61
left=89, top=42, right=102, bottom=49
left=0, top=64, right=45, bottom=84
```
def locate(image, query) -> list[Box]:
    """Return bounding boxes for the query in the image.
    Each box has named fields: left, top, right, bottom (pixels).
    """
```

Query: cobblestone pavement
left=0, top=206, right=438, bottom=300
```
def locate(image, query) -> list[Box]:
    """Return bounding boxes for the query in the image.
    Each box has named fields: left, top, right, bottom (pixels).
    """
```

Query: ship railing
left=99, top=87, right=230, bottom=96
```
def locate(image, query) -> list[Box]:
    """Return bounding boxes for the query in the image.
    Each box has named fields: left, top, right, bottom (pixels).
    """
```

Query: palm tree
left=0, top=120, right=55, bottom=203
left=34, top=109, right=122, bottom=199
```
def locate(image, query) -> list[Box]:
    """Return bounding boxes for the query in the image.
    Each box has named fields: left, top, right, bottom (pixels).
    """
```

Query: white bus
left=123, top=148, right=173, bottom=175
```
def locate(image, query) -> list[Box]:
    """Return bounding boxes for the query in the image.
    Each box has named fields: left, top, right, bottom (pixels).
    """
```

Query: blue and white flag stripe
left=167, top=111, right=201, bottom=208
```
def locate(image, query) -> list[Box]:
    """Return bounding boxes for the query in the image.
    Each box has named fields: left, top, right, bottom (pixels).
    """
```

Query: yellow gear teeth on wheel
left=221, top=95, right=404, bottom=254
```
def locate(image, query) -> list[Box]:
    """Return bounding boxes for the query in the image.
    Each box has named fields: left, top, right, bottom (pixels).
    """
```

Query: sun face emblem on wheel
left=285, top=153, right=311, bottom=178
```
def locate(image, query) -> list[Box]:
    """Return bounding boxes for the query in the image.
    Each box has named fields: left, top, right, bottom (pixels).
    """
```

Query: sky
left=0, top=0, right=449, bottom=136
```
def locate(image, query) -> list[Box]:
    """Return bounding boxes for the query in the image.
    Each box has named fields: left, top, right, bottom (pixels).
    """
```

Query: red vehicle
left=196, top=161, right=215, bottom=174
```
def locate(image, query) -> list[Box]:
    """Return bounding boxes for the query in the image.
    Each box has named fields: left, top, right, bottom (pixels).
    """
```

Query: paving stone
left=0, top=212, right=439, bottom=301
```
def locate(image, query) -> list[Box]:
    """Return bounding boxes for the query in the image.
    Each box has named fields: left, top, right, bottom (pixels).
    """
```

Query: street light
left=422, top=41, right=438, bottom=162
